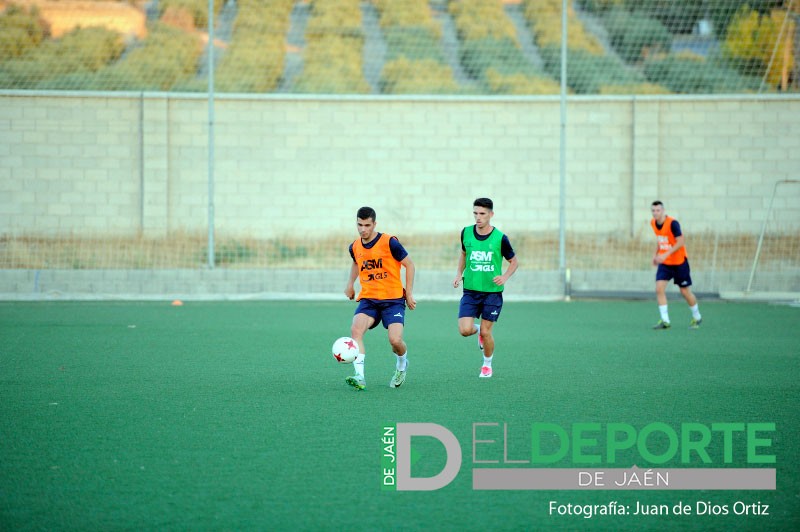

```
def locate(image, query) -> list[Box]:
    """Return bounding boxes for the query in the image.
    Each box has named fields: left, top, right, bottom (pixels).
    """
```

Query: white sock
left=396, top=351, right=407, bottom=371
left=690, top=304, right=701, bottom=320
left=353, top=353, right=365, bottom=378
left=483, top=356, right=492, bottom=368
left=659, top=305, right=670, bottom=323
left=473, top=322, right=479, bottom=335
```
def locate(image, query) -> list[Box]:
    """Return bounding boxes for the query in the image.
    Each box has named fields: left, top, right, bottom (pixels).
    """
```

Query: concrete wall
left=1, top=92, right=799, bottom=240
left=6, top=266, right=794, bottom=301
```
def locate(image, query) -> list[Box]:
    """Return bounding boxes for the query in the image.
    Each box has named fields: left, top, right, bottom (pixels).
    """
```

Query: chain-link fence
left=1, top=1, right=799, bottom=299
left=1, top=0, right=797, bottom=94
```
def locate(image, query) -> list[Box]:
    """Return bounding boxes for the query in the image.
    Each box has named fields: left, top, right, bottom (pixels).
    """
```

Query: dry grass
left=2, top=232, right=798, bottom=272
left=1, top=0, right=147, bottom=38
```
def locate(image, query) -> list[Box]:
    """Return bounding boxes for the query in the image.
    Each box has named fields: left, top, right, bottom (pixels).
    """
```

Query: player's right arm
left=401, top=255, right=416, bottom=310
left=345, top=261, right=358, bottom=300
left=453, top=250, right=466, bottom=288
left=345, top=243, right=358, bottom=299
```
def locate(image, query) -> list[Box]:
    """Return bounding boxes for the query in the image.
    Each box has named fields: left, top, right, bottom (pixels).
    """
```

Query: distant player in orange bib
left=650, top=200, right=702, bottom=330
left=344, top=206, right=416, bottom=391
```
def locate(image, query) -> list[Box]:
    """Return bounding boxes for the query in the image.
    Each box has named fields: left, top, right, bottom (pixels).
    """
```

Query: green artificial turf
left=1, top=300, right=798, bottom=530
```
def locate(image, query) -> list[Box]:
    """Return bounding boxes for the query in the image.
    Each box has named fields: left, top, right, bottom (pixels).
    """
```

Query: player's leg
left=458, top=316, right=478, bottom=337
left=677, top=261, right=702, bottom=328
left=680, top=287, right=702, bottom=328
left=478, top=293, right=502, bottom=378
left=387, top=323, right=407, bottom=356
left=346, top=306, right=376, bottom=390
left=680, top=286, right=697, bottom=307
left=479, top=322, right=495, bottom=377
left=653, top=273, right=671, bottom=329
left=479, top=319, right=495, bottom=358
left=350, top=312, right=373, bottom=355
left=655, top=280, right=669, bottom=306
left=385, top=304, right=408, bottom=388
left=458, top=292, right=481, bottom=338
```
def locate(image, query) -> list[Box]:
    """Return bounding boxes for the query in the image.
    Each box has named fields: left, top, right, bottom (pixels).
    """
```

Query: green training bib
left=462, top=227, right=504, bottom=293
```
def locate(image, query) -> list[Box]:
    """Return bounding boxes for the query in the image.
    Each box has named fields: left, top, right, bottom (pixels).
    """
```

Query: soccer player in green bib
left=453, top=198, right=518, bottom=378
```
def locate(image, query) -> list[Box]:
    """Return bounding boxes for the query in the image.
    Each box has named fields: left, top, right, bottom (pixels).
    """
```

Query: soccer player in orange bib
left=344, top=207, right=416, bottom=390
left=650, top=200, right=702, bottom=329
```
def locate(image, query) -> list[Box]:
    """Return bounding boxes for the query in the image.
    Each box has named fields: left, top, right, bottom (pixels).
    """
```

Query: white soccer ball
left=332, top=336, right=359, bottom=364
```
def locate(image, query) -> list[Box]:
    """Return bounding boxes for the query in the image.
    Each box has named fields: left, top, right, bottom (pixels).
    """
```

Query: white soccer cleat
left=389, top=367, right=406, bottom=388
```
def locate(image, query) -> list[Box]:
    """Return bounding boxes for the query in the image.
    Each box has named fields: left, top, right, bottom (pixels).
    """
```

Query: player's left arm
left=493, top=235, right=518, bottom=286
left=494, top=255, right=518, bottom=286
left=655, top=235, right=685, bottom=264
left=390, top=236, right=416, bottom=310
left=400, top=255, right=416, bottom=310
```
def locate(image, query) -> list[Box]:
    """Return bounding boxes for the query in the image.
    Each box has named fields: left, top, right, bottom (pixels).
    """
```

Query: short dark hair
left=651, top=200, right=664, bottom=207
left=357, top=206, right=376, bottom=222
left=473, top=197, right=493, bottom=210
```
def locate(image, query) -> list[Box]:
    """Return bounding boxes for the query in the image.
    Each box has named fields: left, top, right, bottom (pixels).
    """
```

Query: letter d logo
left=396, top=423, right=462, bottom=491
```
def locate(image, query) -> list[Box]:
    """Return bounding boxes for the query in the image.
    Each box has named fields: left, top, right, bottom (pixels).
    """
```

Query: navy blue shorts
left=656, top=260, right=693, bottom=288
left=458, top=290, right=503, bottom=322
left=355, top=298, right=406, bottom=329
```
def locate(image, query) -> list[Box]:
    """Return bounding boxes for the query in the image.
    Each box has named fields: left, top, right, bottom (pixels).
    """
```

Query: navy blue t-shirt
left=349, top=233, right=408, bottom=262
left=654, top=219, right=682, bottom=237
